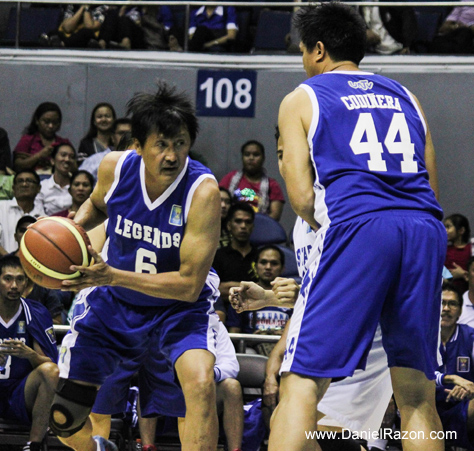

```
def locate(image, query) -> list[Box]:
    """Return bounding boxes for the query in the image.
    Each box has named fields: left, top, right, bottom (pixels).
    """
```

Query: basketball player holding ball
left=49, top=81, right=222, bottom=451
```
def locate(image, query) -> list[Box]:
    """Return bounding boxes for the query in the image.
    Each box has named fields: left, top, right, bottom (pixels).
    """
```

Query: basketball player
left=49, top=81, right=221, bottom=451
left=271, top=3, right=446, bottom=450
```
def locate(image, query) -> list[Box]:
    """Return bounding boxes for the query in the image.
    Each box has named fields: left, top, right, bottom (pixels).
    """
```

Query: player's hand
left=263, top=374, right=279, bottom=411
left=62, top=245, right=113, bottom=290
left=271, top=277, right=299, bottom=307
left=229, top=282, right=267, bottom=312
left=449, top=375, right=474, bottom=398
left=445, top=386, right=469, bottom=402
left=0, top=339, right=35, bottom=359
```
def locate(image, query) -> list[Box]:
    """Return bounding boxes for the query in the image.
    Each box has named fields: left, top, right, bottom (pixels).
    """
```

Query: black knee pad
left=49, top=378, right=98, bottom=438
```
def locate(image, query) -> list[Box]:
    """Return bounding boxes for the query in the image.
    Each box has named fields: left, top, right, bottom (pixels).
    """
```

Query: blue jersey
left=104, top=151, right=218, bottom=307
left=300, top=71, right=443, bottom=228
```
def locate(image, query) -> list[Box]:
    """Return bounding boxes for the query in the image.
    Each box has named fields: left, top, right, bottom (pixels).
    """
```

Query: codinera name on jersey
left=340, top=94, right=402, bottom=111
left=114, top=214, right=181, bottom=248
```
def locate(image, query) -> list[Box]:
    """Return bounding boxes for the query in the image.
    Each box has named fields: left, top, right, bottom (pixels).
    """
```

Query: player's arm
left=411, top=93, right=439, bottom=200
left=66, top=178, right=221, bottom=302
left=74, top=152, right=121, bottom=231
left=0, top=339, right=51, bottom=368
left=278, top=88, right=318, bottom=229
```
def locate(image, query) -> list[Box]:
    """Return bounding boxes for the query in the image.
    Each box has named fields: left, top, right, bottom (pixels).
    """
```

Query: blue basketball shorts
left=59, top=286, right=219, bottom=386
left=0, top=376, right=31, bottom=425
left=281, top=210, right=446, bottom=380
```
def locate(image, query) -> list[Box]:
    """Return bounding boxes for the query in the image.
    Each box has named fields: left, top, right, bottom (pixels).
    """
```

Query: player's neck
left=0, top=300, right=21, bottom=323
left=326, top=61, right=359, bottom=73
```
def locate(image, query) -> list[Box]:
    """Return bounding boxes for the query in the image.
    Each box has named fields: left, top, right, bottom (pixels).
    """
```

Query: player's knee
left=36, top=361, right=60, bottom=386
left=219, top=377, right=243, bottom=400
left=49, top=378, right=98, bottom=438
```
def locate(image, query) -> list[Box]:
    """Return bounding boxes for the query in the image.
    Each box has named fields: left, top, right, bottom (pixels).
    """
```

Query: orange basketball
left=19, top=217, right=91, bottom=289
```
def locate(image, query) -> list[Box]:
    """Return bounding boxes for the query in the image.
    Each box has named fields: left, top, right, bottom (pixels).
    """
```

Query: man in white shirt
left=0, top=171, right=44, bottom=255
left=458, top=257, right=474, bottom=328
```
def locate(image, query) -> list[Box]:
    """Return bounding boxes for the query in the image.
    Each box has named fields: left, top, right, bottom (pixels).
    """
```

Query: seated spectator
left=213, top=202, right=259, bottom=322
left=0, top=255, right=59, bottom=451
left=10, top=216, right=65, bottom=325
left=431, top=1, right=474, bottom=54
left=139, top=5, right=183, bottom=51
left=220, top=140, right=285, bottom=221
left=36, top=143, right=77, bottom=216
left=0, top=170, right=44, bottom=256
left=78, top=102, right=117, bottom=163
left=458, top=257, right=474, bottom=328
left=219, top=187, right=232, bottom=248
left=188, top=5, right=238, bottom=52
left=79, top=117, right=132, bottom=180
left=13, top=102, right=72, bottom=176
left=0, top=127, right=12, bottom=175
left=97, top=6, right=142, bottom=50
left=436, top=281, right=474, bottom=450
left=55, top=4, right=108, bottom=48
left=445, top=213, right=472, bottom=294
left=53, top=170, right=94, bottom=218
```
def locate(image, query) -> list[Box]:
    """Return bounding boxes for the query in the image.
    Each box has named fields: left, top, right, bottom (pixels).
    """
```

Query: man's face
left=242, top=144, right=264, bottom=176
left=257, top=248, right=283, bottom=285
left=112, top=123, right=132, bottom=148
left=0, top=266, right=26, bottom=303
left=441, top=290, right=462, bottom=329
left=13, top=172, right=40, bottom=201
left=137, top=128, right=191, bottom=182
left=14, top=221, right=35, bottom=247
left=227, top=210, right=254, bottom=243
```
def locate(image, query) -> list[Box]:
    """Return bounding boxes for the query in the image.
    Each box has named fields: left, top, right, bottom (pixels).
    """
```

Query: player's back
left=300, top=71, right=443, bottom=228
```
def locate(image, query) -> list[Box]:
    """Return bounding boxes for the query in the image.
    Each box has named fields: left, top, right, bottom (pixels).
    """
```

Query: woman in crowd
left=219, top=187, right=233, bottom=248
left=54, top=170, right=95, bottom=218
left=36, top=143, right=77, bottom=216
left=13, top=102, right=72, bottom=176
left=77, top=102, right=116, bottom=163
left=445, top=213, right=472, bottom=293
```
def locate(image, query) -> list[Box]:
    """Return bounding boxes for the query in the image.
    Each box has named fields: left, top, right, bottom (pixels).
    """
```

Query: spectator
left=458, top=257, right=474, bottom=328
left=0, top=170, right=44, bottom=256
left=220, top=140, right=285, bottom=221
left=431, top=1, right=474, bottom=54
left=77, top=102, right=117, bottom=163
left=36, top=143, right=77, bottom=216
left=213, top=202, right=259, bottom=322
left=188, top=5, right=238, bottom=52
left=53, top=170, right=94, bottom=218
left=97, top=6, right=142, bottom=50
left=55, top=4, right=108, bottom=48
left=13, top=102, right=72, bottom=176
left=0, top=255, right=59, bottom=451
left=445, top=213, right=472, bottom=294
left=0, top=127, right=12, bottom=175
left=435, top=281, right=474, bottom=450
left=219, top=187, right=232, bottom=248
left=79, top=118, right=132, bottom=180
left=227, top=245, right=291, bottom=343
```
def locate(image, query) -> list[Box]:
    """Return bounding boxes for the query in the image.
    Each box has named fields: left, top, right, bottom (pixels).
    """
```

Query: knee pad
left=49, top=378, right=98, bottom=438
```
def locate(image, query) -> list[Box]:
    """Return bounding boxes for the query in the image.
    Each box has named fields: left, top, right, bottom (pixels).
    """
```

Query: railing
left=1, top=0, right=473, bottom=50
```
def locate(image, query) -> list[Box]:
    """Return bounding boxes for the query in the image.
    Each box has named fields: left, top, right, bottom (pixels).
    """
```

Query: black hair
left=294, top=2, right=367, bottom=65
left=112, top=117, right=132, bottom=133
left=445, top=214, right=471, bottom=244
left=0, top=255, right=23, bottom=276
left=116, top=132, right=134, bottom=152
left=70, top=169, right=95, bottom=188
left=219, top=186, right=232, bottom=200
left=257, top=244, right=285, bottom=267
left=15, top=215, right=37, bottom=232
left=85, top=102, right=117, bottom=140
left=24, top=102, right=62, bottom=135
left=227, top=201, right=255, bottom=223
left=442, top=281, right=462, bottom=305
left=126, top=80, right=199, bottom=148
left=51, top=142, right=76, bottom=160
left=241, top=140, right=265, bottom=158
left=13, top=170, right=40, bottom=186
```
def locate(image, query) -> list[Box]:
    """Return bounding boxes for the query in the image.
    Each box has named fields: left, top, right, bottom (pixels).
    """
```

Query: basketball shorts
left=318, top=325, right=392, bottom=432
left=281, top=210, right=446, bottom=380
left=59, top=286, right=219, bottom=386
left=0, top=376, right=31, bottom=425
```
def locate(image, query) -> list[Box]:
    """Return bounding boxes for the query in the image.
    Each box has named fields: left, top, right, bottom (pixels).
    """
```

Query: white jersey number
left=350, top=113, right=418, bottom=173
left=135, top=248, right=157, bottom=274
left=0, top=355, right=12, bottom=379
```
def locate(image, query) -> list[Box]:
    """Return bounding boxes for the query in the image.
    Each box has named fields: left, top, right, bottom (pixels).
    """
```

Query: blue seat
left=250, top=213, right=287, bottom=246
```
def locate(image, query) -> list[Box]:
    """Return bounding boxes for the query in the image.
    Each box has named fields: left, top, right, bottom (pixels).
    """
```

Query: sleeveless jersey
left=104, top=151, right=218, bottom=307
left=300, top=71, right=443, bottom=228
left=0, top=306, right=34, bottom=387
